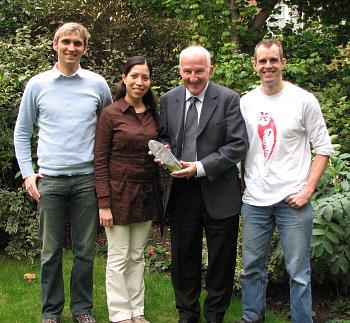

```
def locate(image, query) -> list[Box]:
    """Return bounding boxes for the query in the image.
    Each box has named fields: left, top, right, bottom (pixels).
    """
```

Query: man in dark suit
left=158, top=45, right=248, bottom=323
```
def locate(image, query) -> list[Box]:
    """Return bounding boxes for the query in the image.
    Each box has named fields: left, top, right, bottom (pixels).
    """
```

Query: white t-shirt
left=240, top=82, right=334, bottom=206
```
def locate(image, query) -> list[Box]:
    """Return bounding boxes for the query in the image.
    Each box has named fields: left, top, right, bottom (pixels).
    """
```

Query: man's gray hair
left=179, top=45, right=211, bottom=67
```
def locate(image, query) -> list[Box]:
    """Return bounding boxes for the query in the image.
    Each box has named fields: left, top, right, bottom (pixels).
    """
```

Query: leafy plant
left=0, top=25, right=51, bottom=187
left=0, top=188, right=40, bottom=262
left=95, top=233, right=108, bottom=256
left=211, top=42, right=259, bottom=94
left=145, top=244, right=171, bottom=272
left=329, top=299, right=350, bottom=318
left=310, top=139, right=350, bottom=289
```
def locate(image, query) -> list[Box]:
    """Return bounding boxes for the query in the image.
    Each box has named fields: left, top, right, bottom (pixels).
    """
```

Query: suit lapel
left=197, top=82, right=218, bottom=137
left=173, top=87, right=186, bottom=158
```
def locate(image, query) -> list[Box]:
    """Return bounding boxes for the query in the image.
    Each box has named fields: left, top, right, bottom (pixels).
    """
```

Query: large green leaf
left=341, top=198, right=350, bottom=216
left=340, top=180, right=350, bottom=192
left=339, top=255, right=349, bottom=273
left=330, top=261, right=339, bottom=274
left=326, top=231, right=339, bottom=244
left=311, top=236, right=323, bottom=247
left=322, top=204, right=334, bottom=221
left=323, top=240, right=333, bottom=254
left=312, top=228, right=326, bottom=236
left=313, top=218, right=327, bottom=225
left=314, top=243, right=325, bottom=258
left=328, top=222, right=345, bottom=235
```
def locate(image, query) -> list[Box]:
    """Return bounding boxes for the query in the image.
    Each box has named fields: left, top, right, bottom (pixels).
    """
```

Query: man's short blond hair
left=53, top=22, right=90, bottom=49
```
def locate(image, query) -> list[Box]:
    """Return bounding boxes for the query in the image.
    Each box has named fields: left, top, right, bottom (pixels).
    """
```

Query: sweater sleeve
left=14, top=79, right=38, bottom=179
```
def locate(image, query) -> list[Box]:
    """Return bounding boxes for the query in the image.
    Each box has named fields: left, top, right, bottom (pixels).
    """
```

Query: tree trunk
left=230, top=0, right=280, bottom=54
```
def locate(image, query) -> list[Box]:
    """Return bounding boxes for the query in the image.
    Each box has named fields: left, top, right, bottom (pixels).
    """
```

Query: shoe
left=232, top=317, right=264, bottom=323
left=178, top=320, right=198, bottom=323
left=42, top=317, right=61, bottom=323
left=111, top=320, right=132, bottom=323
left=132, top=316, right=150, bottom=323
left=232, top=319, right=250, bottom=323
left=73, top=314, right=96, bottom=323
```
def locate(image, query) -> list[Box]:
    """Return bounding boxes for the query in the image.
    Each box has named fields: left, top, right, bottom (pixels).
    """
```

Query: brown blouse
left=94, top=98, right=163, bottom=225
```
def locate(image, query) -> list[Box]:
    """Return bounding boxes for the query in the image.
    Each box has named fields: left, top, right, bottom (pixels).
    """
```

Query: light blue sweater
left=14, top=65, right=112, bottom=178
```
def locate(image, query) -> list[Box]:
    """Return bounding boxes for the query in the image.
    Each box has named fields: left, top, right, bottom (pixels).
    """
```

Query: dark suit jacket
left=159, top=81, right=248, bottom=219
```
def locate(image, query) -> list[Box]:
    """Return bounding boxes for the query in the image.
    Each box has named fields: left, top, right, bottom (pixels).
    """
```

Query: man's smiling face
left=253, top=44, right=286, bottom=90
left=53, top=31, right=86, bottom=72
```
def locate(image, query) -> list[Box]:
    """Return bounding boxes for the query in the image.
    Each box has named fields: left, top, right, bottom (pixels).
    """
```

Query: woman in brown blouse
left=94, top=56, right=162, bottom=323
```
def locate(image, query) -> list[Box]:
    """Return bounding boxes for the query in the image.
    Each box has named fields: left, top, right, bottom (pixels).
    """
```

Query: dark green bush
left=311, top=137, right=350, bottom=290
left=0, top=25, right=51, bottom=259
left=0, top=188, right=40, bottom=262
left=0, top=25, right=51, bottom=186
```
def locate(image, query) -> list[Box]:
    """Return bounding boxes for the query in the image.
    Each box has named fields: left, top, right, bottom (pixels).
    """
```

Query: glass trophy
left=148, top=140, right=182, bottom=172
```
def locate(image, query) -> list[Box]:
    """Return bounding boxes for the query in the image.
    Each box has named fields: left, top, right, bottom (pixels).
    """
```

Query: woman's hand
left=99, top=208, right=114, bottom=227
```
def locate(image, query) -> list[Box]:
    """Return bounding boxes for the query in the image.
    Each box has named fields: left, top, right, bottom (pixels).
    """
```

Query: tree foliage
left=130, top=0, right=349, bottom=54
left=295, top=0, right=349, bottom=45
left=0, top=0, right=191, bottom=88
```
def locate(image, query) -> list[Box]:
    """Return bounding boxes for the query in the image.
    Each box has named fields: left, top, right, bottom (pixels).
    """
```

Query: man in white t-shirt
left=235, top=40, right=333, bottom=323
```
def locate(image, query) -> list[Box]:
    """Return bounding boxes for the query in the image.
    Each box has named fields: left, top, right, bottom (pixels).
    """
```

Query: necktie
left=181, top=96, right=198, bottom=161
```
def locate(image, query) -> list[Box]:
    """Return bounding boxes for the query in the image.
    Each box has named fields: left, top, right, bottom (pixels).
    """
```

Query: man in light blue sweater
left=14, top=22, right=112, bottom=323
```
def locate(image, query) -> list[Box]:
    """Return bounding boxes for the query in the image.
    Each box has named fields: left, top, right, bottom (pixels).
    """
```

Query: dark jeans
left=38, top=174, right=98, bottom=318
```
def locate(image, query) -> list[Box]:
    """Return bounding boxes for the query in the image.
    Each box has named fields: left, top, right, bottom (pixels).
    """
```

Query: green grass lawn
left=0, top=251, right=287, bottom=323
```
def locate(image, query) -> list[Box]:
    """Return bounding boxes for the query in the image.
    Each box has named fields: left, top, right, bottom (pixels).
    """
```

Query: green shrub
left=312, top=191, right=350, bottom=288
left=0, top=25, right=51, bottom=187
left=311, top=138, right=350, bottom=290
left=0, top=188, right=40, bottom=262
left=0, top=25, right=51, bottom=261
left=211, top=42, right=259, bottom=94
left=314, top=45, right=350, bottom=154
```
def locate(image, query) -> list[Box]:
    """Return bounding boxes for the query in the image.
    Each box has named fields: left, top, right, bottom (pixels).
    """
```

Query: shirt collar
left=52, top=63, right=84, bottom=79
left=120, top=98, right=132, bottom=112
left=119, top=98, right=149, bottom=113
left=185, top=82, right=209, bottom=103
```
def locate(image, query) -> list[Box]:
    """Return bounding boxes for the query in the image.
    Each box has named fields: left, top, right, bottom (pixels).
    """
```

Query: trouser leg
left=204, top=214, right=239, bottom=322
left=105, top=224, right=132, bottom=322
left=276, top=201, right=313, bottom=323
left=128, top=221, right=152, bottom=318
left=169, top=179, right=203, bottom=322
left=38, top=176, right=68, bottom=318
left=69, top=174, right=98, bottom=315
left=240, top=203, right=274, bottom=322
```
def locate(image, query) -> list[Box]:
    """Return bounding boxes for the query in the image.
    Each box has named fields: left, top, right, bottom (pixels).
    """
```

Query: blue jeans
left=38, top=174, right=98, bottom=318
left=240, top=201, right=313, bottom=323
